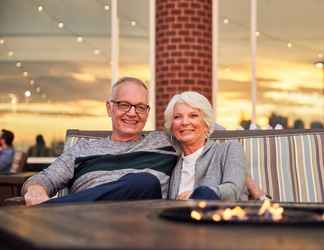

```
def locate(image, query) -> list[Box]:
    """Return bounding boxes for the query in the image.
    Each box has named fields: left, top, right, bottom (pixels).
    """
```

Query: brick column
left=155, top=0, right=212, bottom=129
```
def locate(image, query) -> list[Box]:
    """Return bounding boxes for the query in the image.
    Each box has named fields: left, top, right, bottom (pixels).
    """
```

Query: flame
left=258, top=200, right=284, bottom=221
left=191, top=210, right=203, bottom=221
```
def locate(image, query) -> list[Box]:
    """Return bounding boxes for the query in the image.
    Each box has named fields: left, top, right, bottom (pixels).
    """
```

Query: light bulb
left=24, top=90, right=31, bottom=97
left=58, top=22, right=64, bottom=29
left=315, top=62, right=324, bottom=69
left=130, top=21, right=137, bottom=27
left=37, top=5, right=43, bottom=12
left=77, top=36, right=83, bottom=43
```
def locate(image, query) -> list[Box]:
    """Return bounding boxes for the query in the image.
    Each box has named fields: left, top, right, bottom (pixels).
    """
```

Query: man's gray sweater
left=22, top=131, right=177, bottom=198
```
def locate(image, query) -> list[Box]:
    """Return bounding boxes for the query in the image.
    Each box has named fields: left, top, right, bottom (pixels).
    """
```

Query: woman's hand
left=24, top=184, right=49, bottom=207
left=176, top=191, right=192, bottom=200
left=245, top=175, right=265, bottom=200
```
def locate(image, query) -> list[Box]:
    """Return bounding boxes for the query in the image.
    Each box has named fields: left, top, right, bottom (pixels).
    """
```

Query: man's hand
left=176, top=191, right=192, bottom=200
left=24, top=184, right=49, bottom=207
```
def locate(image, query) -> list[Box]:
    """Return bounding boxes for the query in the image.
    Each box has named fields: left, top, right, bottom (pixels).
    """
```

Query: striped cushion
left=223, top=133, right=324, bottom=202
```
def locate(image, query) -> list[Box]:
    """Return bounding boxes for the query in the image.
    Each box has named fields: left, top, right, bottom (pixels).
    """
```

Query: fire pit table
left=0, top=200, right=323, bottom=250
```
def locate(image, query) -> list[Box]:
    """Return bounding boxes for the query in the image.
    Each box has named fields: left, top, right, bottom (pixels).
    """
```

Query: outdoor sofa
left=4, top=128, right=324, bottom=205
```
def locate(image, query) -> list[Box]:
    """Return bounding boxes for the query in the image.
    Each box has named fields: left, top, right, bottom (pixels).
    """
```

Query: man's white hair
left=164, top=91, right=214, bottom=135
left=109, top=77, right=148, bottom=100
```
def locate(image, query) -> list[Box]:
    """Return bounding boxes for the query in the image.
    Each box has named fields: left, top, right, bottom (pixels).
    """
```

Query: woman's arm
left=216, top=141, right=246, bottom=200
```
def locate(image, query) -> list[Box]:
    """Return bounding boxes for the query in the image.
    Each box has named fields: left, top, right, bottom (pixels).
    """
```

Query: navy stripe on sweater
left=71, top=149, right=177, bottom=183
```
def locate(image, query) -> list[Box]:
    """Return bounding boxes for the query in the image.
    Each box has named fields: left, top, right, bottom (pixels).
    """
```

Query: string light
left=0, top=2, right=53, bottom=102
left=24, top=90, right=31, bottom=97
left=221, top=15, right=323, bottom=65
left=9, top=93, right=17, bottom=105
left=130, top=21, right=137, bottom=27
left=315, top=62, right=324, bottom=69
left=30, top=0, right=108, bottom=61
left=256, top=31, right=260, bottom=37
left=76, top=36, right=84, bottom=43
left=58, top=22, right=64, bottom=29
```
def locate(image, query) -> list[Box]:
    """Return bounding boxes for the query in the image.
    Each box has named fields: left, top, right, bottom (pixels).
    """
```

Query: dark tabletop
left=0, top=200, right=324, bottom=250
left=0, top=172, right=35, bottom=184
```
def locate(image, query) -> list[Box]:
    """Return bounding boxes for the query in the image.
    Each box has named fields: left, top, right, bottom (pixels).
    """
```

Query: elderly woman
left=165, top=91, right=247, bottom=200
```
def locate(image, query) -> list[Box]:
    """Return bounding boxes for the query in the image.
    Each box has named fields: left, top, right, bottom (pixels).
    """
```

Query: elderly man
left=22, top=77, right=177, bottom=206
left=0, top=129, right=15, bottom=173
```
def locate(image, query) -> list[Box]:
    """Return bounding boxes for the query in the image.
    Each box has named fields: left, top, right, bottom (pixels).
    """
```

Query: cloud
left=0, top=99, right=108, bottom=118
left=0, top=61, right=111, bottom=102
left=0, top=109, right=102, bottom=118
left=71, top=73, right=96, bottom=83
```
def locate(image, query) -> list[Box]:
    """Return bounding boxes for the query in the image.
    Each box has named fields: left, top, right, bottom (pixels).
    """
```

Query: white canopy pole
left=212, top=0, right=219, bottom=122
left=251, top=0, right=257, bottom=125
left=111, top=0, right=119, bottom=86
left=149, top=0, right=156, bottom=129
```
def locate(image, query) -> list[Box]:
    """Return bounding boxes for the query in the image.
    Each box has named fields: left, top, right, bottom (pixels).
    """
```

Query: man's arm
left=22, top=142, right=80, bottom=206
left=24, top=183, right=50, bottom=206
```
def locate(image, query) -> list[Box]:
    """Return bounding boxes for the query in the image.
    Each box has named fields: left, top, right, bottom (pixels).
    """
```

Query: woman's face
left=171, top=102, right=208, bottom=150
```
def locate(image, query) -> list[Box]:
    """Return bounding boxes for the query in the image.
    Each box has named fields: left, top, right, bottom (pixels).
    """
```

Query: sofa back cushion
left=211, top=130, right=324, bottom=203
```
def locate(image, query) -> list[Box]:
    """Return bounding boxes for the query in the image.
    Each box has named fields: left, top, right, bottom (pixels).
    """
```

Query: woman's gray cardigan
left=169, top=140, right=247, bottom=200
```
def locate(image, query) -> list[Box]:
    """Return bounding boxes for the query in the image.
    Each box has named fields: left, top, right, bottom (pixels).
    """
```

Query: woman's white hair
left=164, top=91, right=214, bottom=136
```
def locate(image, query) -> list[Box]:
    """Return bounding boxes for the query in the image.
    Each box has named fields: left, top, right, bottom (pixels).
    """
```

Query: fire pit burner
left=160, top=203, right=324, bottom=225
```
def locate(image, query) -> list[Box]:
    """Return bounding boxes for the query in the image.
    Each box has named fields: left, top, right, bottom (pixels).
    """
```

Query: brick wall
left=155, top=0, right=212, bottom=129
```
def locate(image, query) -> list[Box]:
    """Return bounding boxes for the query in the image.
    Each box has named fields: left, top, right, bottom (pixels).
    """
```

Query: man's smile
left=122, top=119, right=139, bottom=125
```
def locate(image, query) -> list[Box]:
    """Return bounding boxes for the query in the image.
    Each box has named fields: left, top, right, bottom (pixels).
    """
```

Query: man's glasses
left=110, top=100, right=150, bottom=114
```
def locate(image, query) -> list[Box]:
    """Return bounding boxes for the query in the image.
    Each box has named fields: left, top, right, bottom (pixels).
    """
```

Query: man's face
left=107, top=82, right=149, bottom=141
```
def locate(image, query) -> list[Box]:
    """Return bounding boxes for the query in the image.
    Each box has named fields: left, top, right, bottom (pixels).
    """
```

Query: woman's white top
left=177, top=147, right=204, bottom=195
